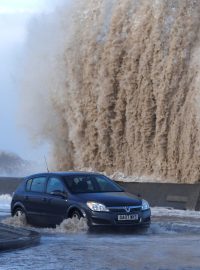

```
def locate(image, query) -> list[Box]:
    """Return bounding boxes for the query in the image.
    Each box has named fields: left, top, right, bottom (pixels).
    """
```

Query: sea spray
left=19, top=0, right=200, bottom=183
left=0, top=194, right=12, bottom=211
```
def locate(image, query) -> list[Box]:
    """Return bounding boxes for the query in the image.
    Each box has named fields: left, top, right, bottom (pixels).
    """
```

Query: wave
left=19, top=0, right=200, bottom=183
left=0, top=194, right=12, bottom=207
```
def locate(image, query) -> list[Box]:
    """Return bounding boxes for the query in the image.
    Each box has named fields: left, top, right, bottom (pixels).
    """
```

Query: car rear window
left=30, top=177, right=47, bottom=193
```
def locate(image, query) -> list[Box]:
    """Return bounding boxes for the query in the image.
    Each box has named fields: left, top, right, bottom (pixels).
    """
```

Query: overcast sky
left=0, top=0, right=63, bottom=163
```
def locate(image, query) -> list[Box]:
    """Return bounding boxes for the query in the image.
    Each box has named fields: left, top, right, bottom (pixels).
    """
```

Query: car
left=11, top=172, right=151, bottom=228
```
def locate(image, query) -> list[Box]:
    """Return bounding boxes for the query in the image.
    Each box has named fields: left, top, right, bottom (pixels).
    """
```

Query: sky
left=0, top=0, right=59, bottom=164
left=0, top=0, right=48, bottom=13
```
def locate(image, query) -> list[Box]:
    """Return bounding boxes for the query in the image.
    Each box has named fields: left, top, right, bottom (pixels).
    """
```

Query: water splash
left=19, top=0, right=200, bottom=183
left=46, top=218, right=88, bottom=234
left=2, top=214, right=27, bottom=227
left=2, top=215, right=88, bottom=234
left=0, top=194, right=12, bottom=205
left=3, top=212, right=200, bottom=235
left=0, top=194, right=12, bottom=213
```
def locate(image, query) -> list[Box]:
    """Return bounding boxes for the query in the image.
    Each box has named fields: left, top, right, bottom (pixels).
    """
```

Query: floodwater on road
left=0, top=194, right=200, bottom=270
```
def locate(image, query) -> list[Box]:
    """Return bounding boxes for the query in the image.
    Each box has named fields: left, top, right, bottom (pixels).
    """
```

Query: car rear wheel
left=13, top=207, right=27, bottom=222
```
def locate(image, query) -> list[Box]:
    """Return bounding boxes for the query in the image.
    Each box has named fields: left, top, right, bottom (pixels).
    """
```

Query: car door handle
left=24, top=196, right=29, bottom=200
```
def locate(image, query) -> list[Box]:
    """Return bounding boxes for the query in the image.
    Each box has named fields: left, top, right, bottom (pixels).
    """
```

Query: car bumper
left=86, top=209, right=151, bottom=227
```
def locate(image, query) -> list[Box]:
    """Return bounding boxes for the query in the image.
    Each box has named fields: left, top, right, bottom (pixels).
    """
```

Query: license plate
left=117, top=214, right=138, bottom=221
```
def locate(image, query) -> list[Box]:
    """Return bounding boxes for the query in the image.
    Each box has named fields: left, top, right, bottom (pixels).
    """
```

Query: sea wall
left=1, top=177, right=200, bottom=210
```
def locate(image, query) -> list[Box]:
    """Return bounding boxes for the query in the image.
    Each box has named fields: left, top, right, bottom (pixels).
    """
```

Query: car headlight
left=142, top=200, right=150, bottom=211
left=87, top=201, right=109, bottom=212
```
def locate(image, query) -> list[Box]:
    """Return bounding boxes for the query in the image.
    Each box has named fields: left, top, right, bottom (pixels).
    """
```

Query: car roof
left=25, top=171, right=103, bottom=179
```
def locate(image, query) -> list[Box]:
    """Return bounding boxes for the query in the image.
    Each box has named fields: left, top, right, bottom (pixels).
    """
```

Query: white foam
left=2, top=215, right=88, bottom=234
left=0, top=194, right=12, bottom=212
left=42, top=218, right=88, bottom=234
left=152, top=207, right=200, bottom=219
left=2, top=214, right=27, bottom=227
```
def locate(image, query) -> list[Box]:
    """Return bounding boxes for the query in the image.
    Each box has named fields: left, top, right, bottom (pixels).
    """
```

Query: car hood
left=76, top=192, right=142, bottom=207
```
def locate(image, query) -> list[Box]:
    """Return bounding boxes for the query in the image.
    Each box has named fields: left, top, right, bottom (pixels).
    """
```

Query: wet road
left=1, top=232, right=200, bottom=270
left=0, top=197, right=200, bottom=270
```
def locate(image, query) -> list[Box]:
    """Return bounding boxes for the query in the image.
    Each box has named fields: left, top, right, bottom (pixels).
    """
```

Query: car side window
left=68, top=177, right=94, bottom=193
left=26, top=179, right=32, bottom=191
left=85, top=179, right=94, bottom=192
left=46, top=177, right=65, bottom=194
left=95, top=176, right=115, bottom=191
left=30, top=177, right=46, bottom=193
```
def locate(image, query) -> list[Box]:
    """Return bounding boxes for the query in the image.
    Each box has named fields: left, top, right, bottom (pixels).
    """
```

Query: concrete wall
left=0, top=177, right=22, bottom=195
left=0, top=177, right=200, bottom=210
left=118, top=182, right=200, bottom=211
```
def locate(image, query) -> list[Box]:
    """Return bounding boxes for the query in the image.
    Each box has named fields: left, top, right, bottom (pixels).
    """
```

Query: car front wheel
left=71, top=210, right=82, bottom=219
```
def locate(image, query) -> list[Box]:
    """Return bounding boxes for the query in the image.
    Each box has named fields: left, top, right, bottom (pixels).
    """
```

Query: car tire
left=13, top=207, right=27, bottom=222
left=71, top=210, right=82, bottom=219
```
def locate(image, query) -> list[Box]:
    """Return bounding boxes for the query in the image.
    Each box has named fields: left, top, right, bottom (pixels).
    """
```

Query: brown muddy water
left=19, top=0, right=200, bottom=183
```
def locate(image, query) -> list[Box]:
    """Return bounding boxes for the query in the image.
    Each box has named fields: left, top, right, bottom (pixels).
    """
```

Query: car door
left=24, top=175, right=49, bottom=225
left=44, top=176, right=69, bottom=225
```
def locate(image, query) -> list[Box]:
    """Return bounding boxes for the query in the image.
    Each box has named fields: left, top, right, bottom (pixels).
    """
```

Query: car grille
left=108, top=206, right=142, bottom=213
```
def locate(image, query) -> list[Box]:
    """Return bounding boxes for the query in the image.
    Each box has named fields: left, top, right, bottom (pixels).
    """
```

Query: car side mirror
left=50, top=190, right=68, bottom=199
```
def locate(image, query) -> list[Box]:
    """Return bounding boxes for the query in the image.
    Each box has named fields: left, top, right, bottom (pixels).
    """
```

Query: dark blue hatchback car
left=11, top=172, right=151, bottom=227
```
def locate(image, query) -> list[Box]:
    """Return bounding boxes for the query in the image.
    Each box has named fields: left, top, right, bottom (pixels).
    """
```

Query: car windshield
left=64, top=174, right=123, bottom=193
